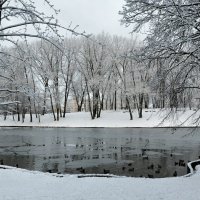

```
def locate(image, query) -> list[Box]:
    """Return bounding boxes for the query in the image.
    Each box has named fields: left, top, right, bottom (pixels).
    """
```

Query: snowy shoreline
left=1, top=164, right=200, bottom=200
left=0, top=109, right=199, bottom=128
left=0, top=125, right=198, bottom=128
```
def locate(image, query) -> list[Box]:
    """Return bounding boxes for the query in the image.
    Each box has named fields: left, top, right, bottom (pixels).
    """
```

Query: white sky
left=39, top=0, right=136, bottom=38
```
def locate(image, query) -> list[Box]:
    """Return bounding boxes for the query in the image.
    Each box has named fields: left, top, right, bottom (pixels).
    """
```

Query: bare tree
left=61, top=38, right=76, bottom=117
left=78, top=34, right=111, bottom=119
left=120, top=0, right=200, bottom=114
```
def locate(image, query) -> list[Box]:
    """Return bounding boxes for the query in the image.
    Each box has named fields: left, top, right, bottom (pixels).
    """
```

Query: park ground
left=0, top=109, right=199, bottom=128
left=0, top=165, right=200, bottom=200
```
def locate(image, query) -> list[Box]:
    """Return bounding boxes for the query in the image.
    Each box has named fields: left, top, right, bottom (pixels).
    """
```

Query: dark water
left=0, top=127, right=200, bottom=178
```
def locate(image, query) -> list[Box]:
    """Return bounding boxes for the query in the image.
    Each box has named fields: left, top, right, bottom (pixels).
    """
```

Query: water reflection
left=0, top=127, right=200, bottom=177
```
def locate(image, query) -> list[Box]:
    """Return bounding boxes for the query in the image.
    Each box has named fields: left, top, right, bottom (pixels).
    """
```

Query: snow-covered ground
left=0, top=164, right=200, bottom=200
left=0, top=109, right=199, bottom=127
left=1, top=110, right=200, bottom=200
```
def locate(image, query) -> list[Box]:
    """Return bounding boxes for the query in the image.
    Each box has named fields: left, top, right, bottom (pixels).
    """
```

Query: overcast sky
left=41, top=0, right=135, bottom=38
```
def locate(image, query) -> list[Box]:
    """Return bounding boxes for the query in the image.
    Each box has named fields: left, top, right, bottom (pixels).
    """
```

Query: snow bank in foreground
left=0, top=165, right=200, bottom=200
left=0, top=109, right=199, bottom=127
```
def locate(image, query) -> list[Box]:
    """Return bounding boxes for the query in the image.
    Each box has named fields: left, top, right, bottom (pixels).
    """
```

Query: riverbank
left=0, top=164, right=200, bottom=200
left=0, top=109, right=198, bottom=127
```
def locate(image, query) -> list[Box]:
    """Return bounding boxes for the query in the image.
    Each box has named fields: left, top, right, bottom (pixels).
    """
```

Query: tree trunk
left=21, top=103, right=26, bottom=123
left=120, top=90, right=123, bottom=110
left=49, top=93, right=56, bottom=121
left=138, top=93, right=144, bottom=118
left=78, top=90, right=85, bottom=112
left=28, top=97, right=32, bottom=122
left=42, top=81, right=48, bottom=115
left=59, top=104, right=62, bottom=117
left=114, top=90, right=117, bottom=111
left=92, top=89, right=100, bottom=119
left=31, top=72, right=37, bottom=118
left=0, top=1, right=3, bottom=25
left=105, top=97, right=108, bottom=110
left=63, top=82, right=69, bottom=118
left=101, top=94, right=104, bottom=110
left=144, top=94, right=149, bottom=109
left=56, top=106, right=59, bottom=121
left=77, top=105, right=82, bottom=112
left=16, top=101, right=20, bottom=122
left=97, top=92, right=102, bottom=118
left=85, top=80, right=93, bottom=119
left=126, top=96, right=133, bottom=120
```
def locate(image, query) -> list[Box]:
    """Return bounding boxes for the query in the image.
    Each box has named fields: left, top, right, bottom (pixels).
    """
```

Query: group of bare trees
left=120, top=0, right=200, bottom=112
left=0, top=0, right=89, bottom=122
left=1, top=32, right=153, bottom=122
left=2, top=0, right=200, bottom=123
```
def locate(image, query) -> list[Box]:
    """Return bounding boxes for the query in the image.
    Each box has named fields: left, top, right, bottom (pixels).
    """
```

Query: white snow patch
left=0, top=109, right=199, bottom=127
left=0, top=165, right=200, bottom=200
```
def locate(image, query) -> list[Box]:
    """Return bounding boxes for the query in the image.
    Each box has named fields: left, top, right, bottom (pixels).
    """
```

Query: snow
left=0, top=164, right=200, bottom=200
left=0, top=109, right=199, bottom=127
left=1, top=110, right=200, bottom=199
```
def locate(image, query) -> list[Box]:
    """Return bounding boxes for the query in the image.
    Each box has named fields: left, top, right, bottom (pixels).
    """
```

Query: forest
left=0, top=0, right=200, bottom=123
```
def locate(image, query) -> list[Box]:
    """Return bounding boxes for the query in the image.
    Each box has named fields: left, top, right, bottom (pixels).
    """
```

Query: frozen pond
left=0, top=127, right=200, bottom=178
